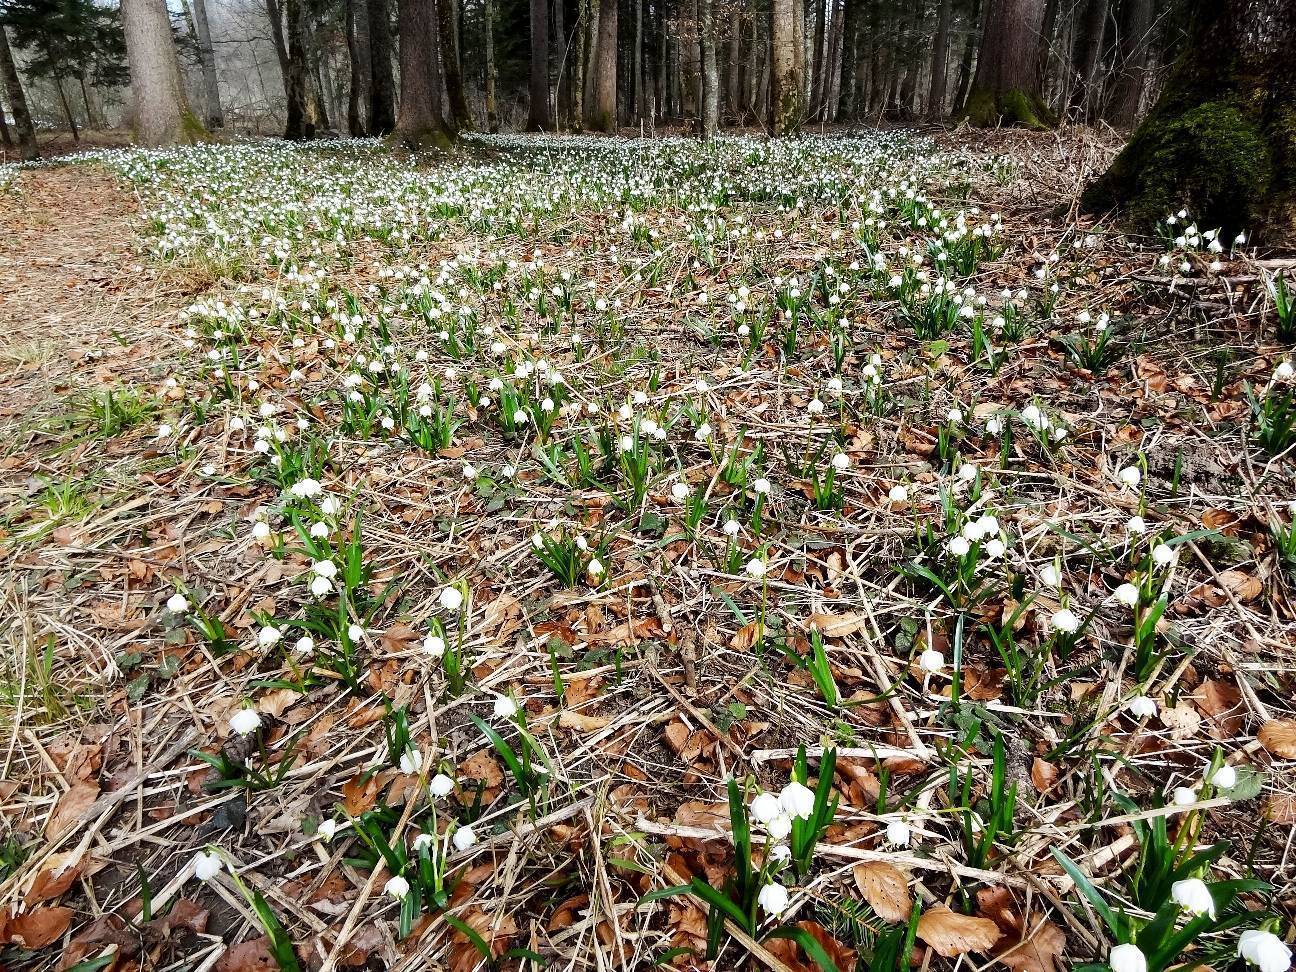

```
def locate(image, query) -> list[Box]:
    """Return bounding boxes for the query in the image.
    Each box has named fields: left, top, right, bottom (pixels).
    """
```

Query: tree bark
left=952, top=0, right=980, bottom=112
left=769, top=0, right=803, bottom=132
left=395, top=0, right=452, bottom=146
left=191, top=0, right=224, bottom=127
left=120, top=0, right=203, bottom=145
left=368, top=0, right=396, bottom=133
left=961, top=0, right=1049, bottom=125
left=439, top=0, right=472, bottom=128
left=346, top=0, right=371, bottom=135
left=484, top=0, right=500, bottom=130
left=280, top=0, right=313, bottom=138
left=926, top=0, right=952, bottom=117
left=587, top=0, right=617, bottom=131
left=836, top=0, right=859, bottom=118
left=698, top=0, right=718, bottom=136
left=1, top=26, right=38, bottom=160
left=1104, top=0, right=1152, bottom=126
left=528, top=0, right=552, bottom=128
left=1083, top=0, right=1296, bottom=242
left=1067, top=0, right=1108, bottom=120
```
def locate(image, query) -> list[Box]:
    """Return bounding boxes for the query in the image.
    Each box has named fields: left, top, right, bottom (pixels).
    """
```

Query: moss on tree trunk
left=1082, top=0, right=1295, bottom=244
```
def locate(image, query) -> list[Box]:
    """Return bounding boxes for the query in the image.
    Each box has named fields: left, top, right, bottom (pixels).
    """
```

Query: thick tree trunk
left=528, top=0, right=552, bottom=128
left=961, top=0, right=1050, bottom=126
left=952, top=0, right=980, bottom=112
left=1083, top=0, right=1296, bottom=242
left=395, top=0, right=453, bottom=146
left=439, top=0, right=472, bottom=128
left=346, top=0, right=371, bottom=135
left=484, top=0, right=500, bottom=130
left=581, top=0, right=598, bottom=124
left=698, top=0, right=718, bottom=136
left=1104, top=0, right=1151, bottom=127
left=1067, top=0, right=1107, bottom=120
left=1034, top=0, right=1058, bottom=94
left=634, top=0, right=645, bottom=121
left=926, top=0, right=952, bottom=117
left=280, top=0, right=313, bottom=138
left=191, top=0, right=224, bottom=127
left=769, top=0, right=803, bottom=133
left=368, top=0, right=397, bottom=133
left=1, top=28, right=38, bottom=159
left=895, top=0, right=923, bottom=117
left=587, top=0, right=617, bottom=131
left=836, top=0, right=859, bottom=118
left=121, top=0, right=202, bottom=145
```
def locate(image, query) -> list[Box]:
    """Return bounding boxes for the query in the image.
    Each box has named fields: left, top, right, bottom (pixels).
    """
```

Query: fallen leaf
left=558, top=710, right=612, bottom=733
left=672, top=801, right=730, bottom=830
left=341, top=774, right=382, bottom=816
left=916, top=906, right=1001, bottom=958
left=996, top=916, right=1067, bottom=972
left=1258, top=720, right=1296, bottom=758
left=24, top=851, right=85, bottom=905
left=805, top=612, right=867, bottom=638
left=1160, top=702, right=1202, bottom=740
left=1191, top=678, right=1244, bottom=738
left=45, top=781, right=100, bottom=838
left=216, top=936, right=280, bottom=972
left=1216, top=569, right=1262, bottom=602
left=1030, top=758, right=1059, bottom=794
left=852, top=861, right=911, bottom=923
left=256, top=688, right=302, bottom=719
left=1, top=905, right=73, bottom=948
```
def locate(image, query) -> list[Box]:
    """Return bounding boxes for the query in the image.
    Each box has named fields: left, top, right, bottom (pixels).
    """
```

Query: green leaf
left=1050, top=847, right=1121, bottom=938
left=637, top=884, right=693, bottom=905
left=444, top=913, right=494, bottom=964
left=765, top=925, right=842, bottom=972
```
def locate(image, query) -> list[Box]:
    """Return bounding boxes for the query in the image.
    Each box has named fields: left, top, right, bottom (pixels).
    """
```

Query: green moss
left=1083, top=99, right=1271, bottom=237
left=180, top=110, right=210, bottom=144
left=960, top=88, right=1052, bottom=130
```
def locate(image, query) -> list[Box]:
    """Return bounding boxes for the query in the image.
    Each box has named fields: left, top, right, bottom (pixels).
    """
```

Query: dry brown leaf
left=1, top=905, right=73, bottom=948
left=1216, top=569, right=1262, bottom=602
left=558, top=710, right=612, bottom=733
left=216, top=936, right=280, bottom=972
left=916, top=906, right=1001, bottom=958
left=379, top=623, right=420, bottom=652
left=45, top=781, right=99, bottom=838
left=765, top=920, right=856, bottom=972
left=256, top=688, right=301, bottom=719
left=729, top=620, right=761, bottom=650
left=1191, top=678, right=1244, bottom=738
left=1160, top=702, right=1202, bottom=740
left=1259, top=720, right=1296, bottom=759
left=672, top=801, right=730, bottom=830
left=805, top=612, right=868, bottom=638
left=852, top=861, right=911, bottom=923
left=995, top=917, right=1067, bottom=972
left=1030, top=758, right=1059, bottom=794
left=24, top=851, right=84, bottom=905
left=1262, top=793, right=1296, bottom=823
left=340, top=773, right=382, bottom=816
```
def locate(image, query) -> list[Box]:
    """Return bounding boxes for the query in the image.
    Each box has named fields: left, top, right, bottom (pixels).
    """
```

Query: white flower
left=411, top=832, right=435, bottom=853
left=1127, top=695, right=1158, bottom=718
left=1109, top=943, right=1147, bottom=972
left=758, top=882, right=790, bottom=917
left=1118, top=466, right=1142, bottom=488
left=423, top=634, right=446, bottom=657
left=1050, top=608, right=1080, bottom=634
left=671, top=482, right=691, bottom=502
left=1126, top=515, right=1147, bottom=535
left=399, top=749, right=423, bottom=774
left=312, top=559, right=338, bottom=580
left=257, top=625, right=281, bottom=649
left=885, top=819, right=911, bottom=847
left=984, top=538, right=1006, bottom=559
left=310, top=575, right=333, bottom=597
left=452, top=824, right=477, bottom=851
left=587, top=558, right=605, bottom=578
left=429, top=773, right=455, bottom=797
left=192, top=850, right=224, bottom=881
left=289, top=478, right=322, bottom=499
left=779, top=781, right=815, bottom=820
left=1151, top=543, right=1175, bottom=566
left=294, top=636, right=315, bottom=655
left=1210, top=763, right=1237, bottom=789
left=766, top=812, right=792, bottom=840
left=1276, top=361, right=1294, bottom=381
left=948, top=536, right=971, bottom=557
left=493, top=694, right=518, bottom=719
left=831, top=452, right=850, bottom=471
left=750, top=791, right=782, bottom=825
left=1040, top=564, right=1061, bottom=588
left=252, top=521, right=272, bottom=542
left=229, top=708, right=262, bottom=737
left=1173, top=786, right=1198, bottom=807
left=347, top=623, right=365, bottom=641
left=1239, top=930, right=1292, bottom=972
left=768, top=844, right=792, bottom=863
left=1115, top=583, right=1140, bottom=607
left=439, top=586, right=464, bottom=611
left=888, top=484, right=909, bottom=503
left=316, top=819, right=338, bottom=842
left=753, top=478, right=771, bottom=495
left=1171, top=878, right=1216, bottom=917
left=958, top=462, right=978, bottom=482
left=166, top=593, right=189, bottom=614
left=723, top=518, right=740, bottom=537
left=919, top=648, right=944, bottom=673
left=384, top=875, right=410, bottom=899
left=745, top=558, right=767, bottom=578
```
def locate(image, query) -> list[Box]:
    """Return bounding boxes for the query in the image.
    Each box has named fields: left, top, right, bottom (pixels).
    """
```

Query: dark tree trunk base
left=960, top=87, right=1052, bottom=129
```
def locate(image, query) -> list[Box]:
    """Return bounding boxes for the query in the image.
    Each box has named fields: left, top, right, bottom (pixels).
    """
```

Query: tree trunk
left=808, top=0, right=826, bottom=116
left=121, top=0, right=202, bottom=145
left=769, top=0, right=803, bottom=132
left=1, top=27, right=38, bottom=159
left=484, top=0, right=500, bottom=130
left=836, top=0, right=859, bottom=118
left=587, top=0, right=617, bottom=131
left=1104, top=0, right=1151, bottom=126
left=368, top=0, right=397, bottom=133
left=1034, top=0, right=1058, bottom=95
left=697, top=0, right=718, bottom=136
left=1083, top=0, right=1295, bottom=242
left=191, top=0, right=224, bottom=127
left=439, top=0, right=472, bottom=128
left=926, top=0, right=952, bottom=117
left=952, top=0, right=980, bottom=112
left=1067, top=0, right=1107, bottom=120
left=581, top=0, right=598, bottom=124
left=961, top=0, right=1049, bottom=125
left=280, top=0, right=313, bottom=138
left=895, top=0, right=923, bottom=117
left=346, top=0, right=371, bottom=135
left=553, top=0, right=568, bottom=124
left=395, top=0, right=452, bottom=146
left=528, top=0, right=552, bottom=128
left=305, top=16, right=331, bottom=131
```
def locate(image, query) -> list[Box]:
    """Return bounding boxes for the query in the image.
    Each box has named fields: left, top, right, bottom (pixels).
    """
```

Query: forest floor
left=1, top=127, right=1295, bottom=972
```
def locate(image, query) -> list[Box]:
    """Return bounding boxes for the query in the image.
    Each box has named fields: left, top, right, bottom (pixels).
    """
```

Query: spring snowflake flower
left=888, top=484, right=909, bottom=503
left=315, top=819, right=338, bottom=842
left=1171, top=878, right=1215, bottom=917
left=493, top=694, right=518, bottom=719
left=1126, top=695, right=1157, bottom=719
left=779, top=781, right=815, bottom=820
left=1172, top=786, right=1198, bottom=807
left=1050, top=608, right=1080, bottom=634
left=289, top=478, right=322, bottom=499
left=587, top=558, right=605, bottom=578
left=984, top=537, right=1006, bottom=559
left=399, top=749, right=423, bottom=774
left=384, top=875, right=410, bottom=899
left=744, top=558, right=767, bottom=579
left=758, top=882, right=790, bottom=917
left=886, top=819, right=911, bottom=847
left=439, top=586, right=464, bottom=612
left=831, top=452, right=850, bottom=471
left=229, top=708, right=262, bottom=737
left=919, top=648, right=944, bottom=673
left=1151, top=544, right=1175, bottom=566
left=166, top=593, right=189, bottom=614
left=753, top=478, right=771, bottom=495
left=1118, top=466, right=1142, bottom=488
left=1275, top=361, right=1294, bottom=381
left=252, top=521, right=272, bottom=542
left=257, top=625, right=281, bottom=649
left=1209, top=764, right=1237, bottom=789
left=452, top=824, right=477, bottom=851
left=347, top=623, right=365, bottom=641
left=671, top=482, right=691, bottom=502
left=294, top=636, right=315, bottom=655
left=750, top=791, right=781, bottom=825
left=766, top=813, right=792, bottom=840
left=948, top=536, right=971, bottom=557
left=429, top=773, right=455, bottom=797
left=723, top=518, right=741, bottom=537
left=192, top=850, right=224, bottom=881
left=1126, top=515, right=1147, bottom=535
left=1239, top=930, right=1292, bottom=972
left=1115, top=583, right=1140, bottom=607
left=1109, top=943, right=1147, bottom=972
